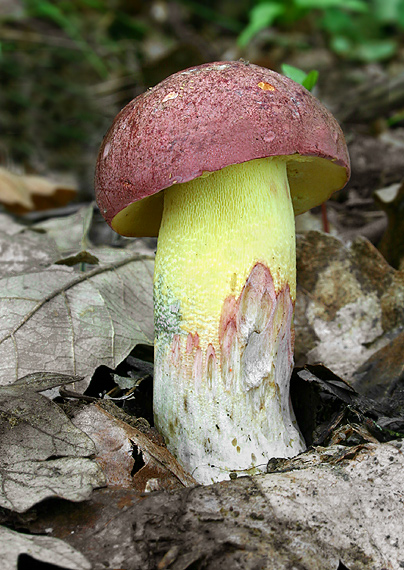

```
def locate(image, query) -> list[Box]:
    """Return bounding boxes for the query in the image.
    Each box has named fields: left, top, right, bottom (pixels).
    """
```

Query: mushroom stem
left=153, top=157, right=305, bottom=484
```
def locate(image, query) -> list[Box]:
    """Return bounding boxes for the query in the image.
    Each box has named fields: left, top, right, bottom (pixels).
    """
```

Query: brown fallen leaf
left=0, top=167, right=76, bottom=213
left=72, top=403, right=136, bottom=489
left=72, top=402, right=197, bottom=493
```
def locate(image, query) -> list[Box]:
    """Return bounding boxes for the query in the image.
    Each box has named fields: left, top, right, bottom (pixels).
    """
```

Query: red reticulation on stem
left=219, top=263, right=294, bottom=375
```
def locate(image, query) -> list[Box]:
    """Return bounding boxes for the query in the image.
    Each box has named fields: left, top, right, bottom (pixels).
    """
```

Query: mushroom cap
left=95, top=61, right=350, bottom=237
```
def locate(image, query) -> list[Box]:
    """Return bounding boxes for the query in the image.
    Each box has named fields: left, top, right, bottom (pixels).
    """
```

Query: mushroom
left=95, top=61, right=350, bottom=484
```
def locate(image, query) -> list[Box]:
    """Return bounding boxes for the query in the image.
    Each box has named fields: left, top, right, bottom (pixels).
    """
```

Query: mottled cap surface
left=95, top=61, right=350, bottom=236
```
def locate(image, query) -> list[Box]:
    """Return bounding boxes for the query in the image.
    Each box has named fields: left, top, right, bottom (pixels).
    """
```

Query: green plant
left=22, top=0, right=146, bottom=78
left=239, top=0, right=404, bottom=62
left=0, top=0, right=146, bottom=176
left=281, top=63, right=319, bottom=91
left=238, top=0, right=367, bottom=48
left=320, top=0, right=404, bottom=62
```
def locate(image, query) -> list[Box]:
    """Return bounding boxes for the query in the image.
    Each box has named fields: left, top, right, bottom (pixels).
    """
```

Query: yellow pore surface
left=154, top=157, right=296, bottom=345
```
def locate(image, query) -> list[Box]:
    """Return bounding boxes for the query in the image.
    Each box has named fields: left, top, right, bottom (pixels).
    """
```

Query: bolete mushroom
left=95, top=61, right=350, bottom=484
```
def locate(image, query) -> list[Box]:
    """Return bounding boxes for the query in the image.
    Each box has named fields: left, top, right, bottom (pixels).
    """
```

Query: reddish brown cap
left=95, top=61, right=350, bottom=237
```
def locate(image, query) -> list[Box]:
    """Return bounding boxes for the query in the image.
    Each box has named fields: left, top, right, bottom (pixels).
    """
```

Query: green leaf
left=387, top=109, right=404, bottom=127
left=302, top=69, right=319, bottom=91
left=372, top=0, right=403, bottom=23
left=330, top=35, right=353, bottom=55
left=295, top=0, right=368, bottom=11
left=281, top=63, right=307, bottom=85
left=354, top=39, right=397, bottom=61
left=78, top=0, right=105, bottom=9
left=238, top=2, right=284, bottom=47
left=330, top=35, right=397, bottom=61
left=23, top=0, right=109, bottom=78
left=320, top=9, right=359, bottom=35
left=281, top=64, right=319, bottom=91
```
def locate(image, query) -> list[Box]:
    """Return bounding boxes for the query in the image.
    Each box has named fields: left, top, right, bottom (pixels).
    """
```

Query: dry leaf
left=0, top=373, right=106, bottom=512
left=73, top=403, right=136, bottom=489
left=0, top=252, right=154, bottom=386
left=291, top=363, right=404, bottom=446
left=0, top=167, right=76, bottom=213
left=0, top=525, right=91, bottom=570
left=0, top=213, right=27, bottom=235
left=0, top=228, right=59, bottom=276
left=1, top=457, right=105, bottom=514
left=73, top=403, right=197, bottom=492
left=295, top=231, right=404, bottom=381
left=0, top=167, right=32, bottom=210
left=30, top=441, right=403, bottom=570
left=33, top=204, right=94, bottom=257
left=130, top=441, right=404, bottom=569
left=352, top=329, right=404, bottom=401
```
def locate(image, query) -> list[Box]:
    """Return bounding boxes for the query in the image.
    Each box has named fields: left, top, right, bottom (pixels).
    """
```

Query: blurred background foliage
left=0, top=0, right=403, bottom=195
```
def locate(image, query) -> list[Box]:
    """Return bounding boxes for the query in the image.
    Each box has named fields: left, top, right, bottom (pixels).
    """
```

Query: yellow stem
left=153, top=157, right=305, bottom=483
